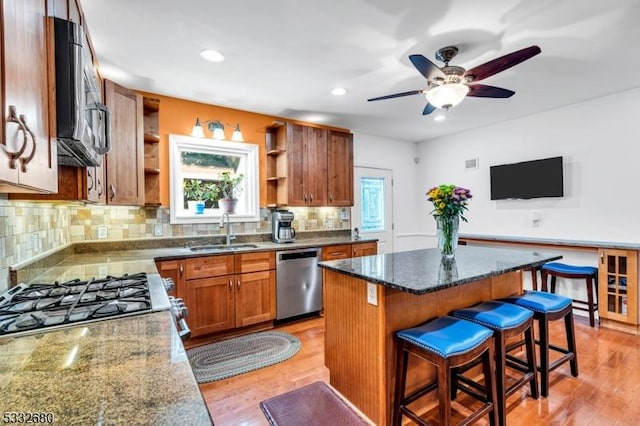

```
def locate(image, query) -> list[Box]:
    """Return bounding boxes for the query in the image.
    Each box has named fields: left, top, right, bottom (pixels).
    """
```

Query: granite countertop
left=0, top=311, right=213, bottom=426
left=12, top=235, right=376, bottom=285
left=460, top=233, right=640, bottom=250
left=319, top=245, right=563, bottom=295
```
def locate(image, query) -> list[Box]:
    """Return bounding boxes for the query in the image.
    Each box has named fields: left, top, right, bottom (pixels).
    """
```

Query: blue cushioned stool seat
left=542, top=262, right=598, bottom=276
left=397, top=316, right=493, bottom=358
left=503, top=290, right=572, bottom=314
left=452, top=301, right=538, bottom=426
left=541, top=262, right=599, bottom=327
left=452, top=300, right=533, bottom=330
left=393, top=316, right=498, bottom=426
left=500, top=290, right=578, bottom=397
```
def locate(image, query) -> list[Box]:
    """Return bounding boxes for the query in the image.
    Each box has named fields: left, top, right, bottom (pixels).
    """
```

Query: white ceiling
left=82, top=0, right=640, bottom=142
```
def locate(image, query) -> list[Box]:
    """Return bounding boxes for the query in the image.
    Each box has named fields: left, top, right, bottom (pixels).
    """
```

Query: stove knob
left=171, top=297, right=188, bottom=319
left=163, top=278, right=175, bottom=293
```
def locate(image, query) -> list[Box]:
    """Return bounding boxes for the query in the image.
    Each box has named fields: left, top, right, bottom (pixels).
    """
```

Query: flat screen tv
left=490, top=156, right=564, bottom=200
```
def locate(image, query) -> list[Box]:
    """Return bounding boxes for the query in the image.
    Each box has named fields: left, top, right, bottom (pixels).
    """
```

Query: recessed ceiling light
left=200, top=49, right=225, bottom=62
left=433, top=114, right=446, bottom=122
left=331, top=87, right=347, bottom=96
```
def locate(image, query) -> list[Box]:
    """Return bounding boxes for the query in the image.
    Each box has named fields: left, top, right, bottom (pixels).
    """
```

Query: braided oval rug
left=187, top=331, right=301, bottom=383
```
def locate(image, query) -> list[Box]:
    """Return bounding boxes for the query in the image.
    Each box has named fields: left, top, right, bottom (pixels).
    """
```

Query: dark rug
left=187, top=331, right=301, bottom=383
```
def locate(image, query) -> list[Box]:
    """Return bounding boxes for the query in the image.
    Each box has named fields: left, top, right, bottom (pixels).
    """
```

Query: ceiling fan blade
left=422, top=103, right=436, bottom=115
left=464, top=45, right=541, bottom=82
left=467, top=84, right=515, bottom=98
left=409, top=54, right=446, bottom=81
left=367, top=90, right=424, bottom=102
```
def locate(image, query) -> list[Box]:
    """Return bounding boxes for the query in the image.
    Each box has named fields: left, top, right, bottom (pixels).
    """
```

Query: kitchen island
left=319, top=245, right=562, bottom=425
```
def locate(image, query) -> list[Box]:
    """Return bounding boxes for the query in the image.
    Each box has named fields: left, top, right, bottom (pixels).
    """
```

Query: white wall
left=416, top=87, right=640, bottom=244
left=352, top=132, right=427, bottom=252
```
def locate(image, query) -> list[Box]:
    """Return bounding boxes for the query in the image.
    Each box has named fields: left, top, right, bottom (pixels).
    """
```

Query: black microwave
left=53, top=17, right=110, bottom=167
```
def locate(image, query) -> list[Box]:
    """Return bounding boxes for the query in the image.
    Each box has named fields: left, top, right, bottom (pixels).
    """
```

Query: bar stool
left=393, top=316, right=498, bottom=426
left=501, top=291, right=578, bottom=397
left=541, top=262, right=598, bottom=327
left=452, top=301, right=538, bottom=426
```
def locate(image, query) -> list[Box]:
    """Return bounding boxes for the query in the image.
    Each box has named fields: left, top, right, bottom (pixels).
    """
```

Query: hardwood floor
left=198, top=315, right=640, bottom=425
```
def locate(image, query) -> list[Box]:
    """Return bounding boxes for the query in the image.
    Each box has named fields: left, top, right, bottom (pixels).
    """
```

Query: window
left=360, top=177, right=385, bottom=232
left=169, top=135, right=260, bottom=224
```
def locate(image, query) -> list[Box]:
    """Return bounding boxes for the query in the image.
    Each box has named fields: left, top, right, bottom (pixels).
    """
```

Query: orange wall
left=139, top=93, right=278, bottom=207
left=139, top=92, right=350, bottom=208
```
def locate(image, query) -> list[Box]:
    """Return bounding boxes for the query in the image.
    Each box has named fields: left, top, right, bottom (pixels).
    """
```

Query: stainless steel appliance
left=272, top=210, right=296, bottom=243
left=53, top=17, right=110, bottom=167
left=276, top=248, right=322, bottom=320
left=0, top=273, right=190, bottom=339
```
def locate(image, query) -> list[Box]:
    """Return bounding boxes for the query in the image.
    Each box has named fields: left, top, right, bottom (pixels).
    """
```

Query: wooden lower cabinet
left=323, top=241, right=378, bottom=261
left=598, top=248, right=639, bottom=334
left=187, top=275, right=236, bottom=336
left=353, top=241, right=378, bottom=257
left=322, top=244, right=353, bottom=261
left=235, top=270, right=276, bottom=328
left=158, top=252, right=276, bottom=338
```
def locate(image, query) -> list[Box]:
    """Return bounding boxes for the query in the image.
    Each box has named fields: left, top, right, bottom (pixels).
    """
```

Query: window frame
left=169, top=134, right=260, bottom=224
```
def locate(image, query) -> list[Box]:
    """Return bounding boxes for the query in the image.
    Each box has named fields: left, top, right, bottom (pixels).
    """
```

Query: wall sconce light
left=190, top=119, right=244, bottom=141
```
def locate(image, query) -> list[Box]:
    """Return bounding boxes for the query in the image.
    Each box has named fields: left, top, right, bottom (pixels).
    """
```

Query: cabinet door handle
left=18, top=113, right=37, bottom=172
left=303, top=193, right=307, bottom=203
left=3, top=106, right=28, bottom=169
left=237, top=278, right=241, bottom=292
left=310, top=193, right=313, bottom=202
left=97, top=176, right=104, bottom=196
left=329, top=193, right=333, bottom=203
left=109, top=184, right=116, bottom=201
left=600, top=252, right=604, bottom=264
left=87, top=168, right=95, bottom=191
left=179, top=263, right=184, bottom=277
left=229, top=279, right=233, bottom=292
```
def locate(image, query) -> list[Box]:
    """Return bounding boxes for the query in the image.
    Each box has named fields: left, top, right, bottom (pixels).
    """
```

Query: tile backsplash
left=0, top=195, right=351, bottom=290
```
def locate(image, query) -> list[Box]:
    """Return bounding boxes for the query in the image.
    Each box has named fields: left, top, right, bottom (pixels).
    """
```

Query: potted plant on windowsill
left=183, top=179, right=206, bottom=214
left=207, top=172, right=244, bottom=213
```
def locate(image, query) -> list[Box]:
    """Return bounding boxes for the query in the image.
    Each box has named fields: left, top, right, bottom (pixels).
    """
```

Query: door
left=235, top=271, right=276, bottom=327
left=186, top=276, right=235, bottom=337
left=327, top=130, right=353, bottom=206
left=353, top=167, right=393, bottom=254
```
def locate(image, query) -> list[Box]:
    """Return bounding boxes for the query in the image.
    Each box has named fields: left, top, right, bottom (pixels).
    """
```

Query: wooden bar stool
left=393, top=316, right=498, bottom=426
left=541, top=262, right=599, bottom=327
left=452, top=301, right=538, bottom=426
left=501, top=291, right=578, bottom=397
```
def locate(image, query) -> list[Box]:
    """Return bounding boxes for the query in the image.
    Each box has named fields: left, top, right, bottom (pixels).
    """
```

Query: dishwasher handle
left=277, top=248, right=320, bottom=262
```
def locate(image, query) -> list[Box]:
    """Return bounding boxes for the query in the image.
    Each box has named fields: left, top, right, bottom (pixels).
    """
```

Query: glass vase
left=436, top=215, right=459, bottom=258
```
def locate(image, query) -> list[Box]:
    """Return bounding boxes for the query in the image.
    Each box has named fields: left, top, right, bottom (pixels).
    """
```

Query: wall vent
left=465, top=157, right=479, bottom=169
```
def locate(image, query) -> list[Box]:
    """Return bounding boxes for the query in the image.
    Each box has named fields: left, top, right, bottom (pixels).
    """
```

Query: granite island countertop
left=318, top=245, right=563, bottom=295
left=0, top=310, right=213, bottom=425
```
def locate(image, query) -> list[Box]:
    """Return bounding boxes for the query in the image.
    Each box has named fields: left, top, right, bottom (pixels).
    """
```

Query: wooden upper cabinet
left=327, top=130, right=353, bottom=206
left=104, top=80, right=144, bottom=205
left=287, top=123, right=307, bottom=206
left=305, top=126, right=328, bottom=206
left=0, top=0, right=57, bottom=193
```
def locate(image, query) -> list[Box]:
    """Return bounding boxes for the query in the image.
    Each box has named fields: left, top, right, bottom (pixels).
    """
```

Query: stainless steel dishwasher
left=276, top=248, right=322, bottom=320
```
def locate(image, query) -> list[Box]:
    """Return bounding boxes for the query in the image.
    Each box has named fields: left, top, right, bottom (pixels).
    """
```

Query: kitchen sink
left=189, top=244, right=259, bottom=252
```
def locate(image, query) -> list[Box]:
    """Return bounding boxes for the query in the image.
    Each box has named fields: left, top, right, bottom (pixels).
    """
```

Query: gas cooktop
left=0, top=272, right=171, bottom=337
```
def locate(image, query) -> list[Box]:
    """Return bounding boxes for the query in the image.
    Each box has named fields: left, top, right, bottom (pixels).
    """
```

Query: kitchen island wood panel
left=320, top=246, right=562, bottom=425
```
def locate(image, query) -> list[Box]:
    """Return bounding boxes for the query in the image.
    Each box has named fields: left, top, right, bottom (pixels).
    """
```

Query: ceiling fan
left=368, top=45, right=541, bottom=115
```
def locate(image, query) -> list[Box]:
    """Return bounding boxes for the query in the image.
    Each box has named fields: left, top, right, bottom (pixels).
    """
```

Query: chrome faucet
left=220, top=213, right=236, bottom=246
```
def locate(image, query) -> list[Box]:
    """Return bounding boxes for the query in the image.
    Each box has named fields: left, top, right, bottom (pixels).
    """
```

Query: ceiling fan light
left=425, top=83, right=469, bottom=110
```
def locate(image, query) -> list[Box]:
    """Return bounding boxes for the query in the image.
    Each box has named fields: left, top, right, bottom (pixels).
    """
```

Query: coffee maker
left=271, top=210, right=296, bottom=243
